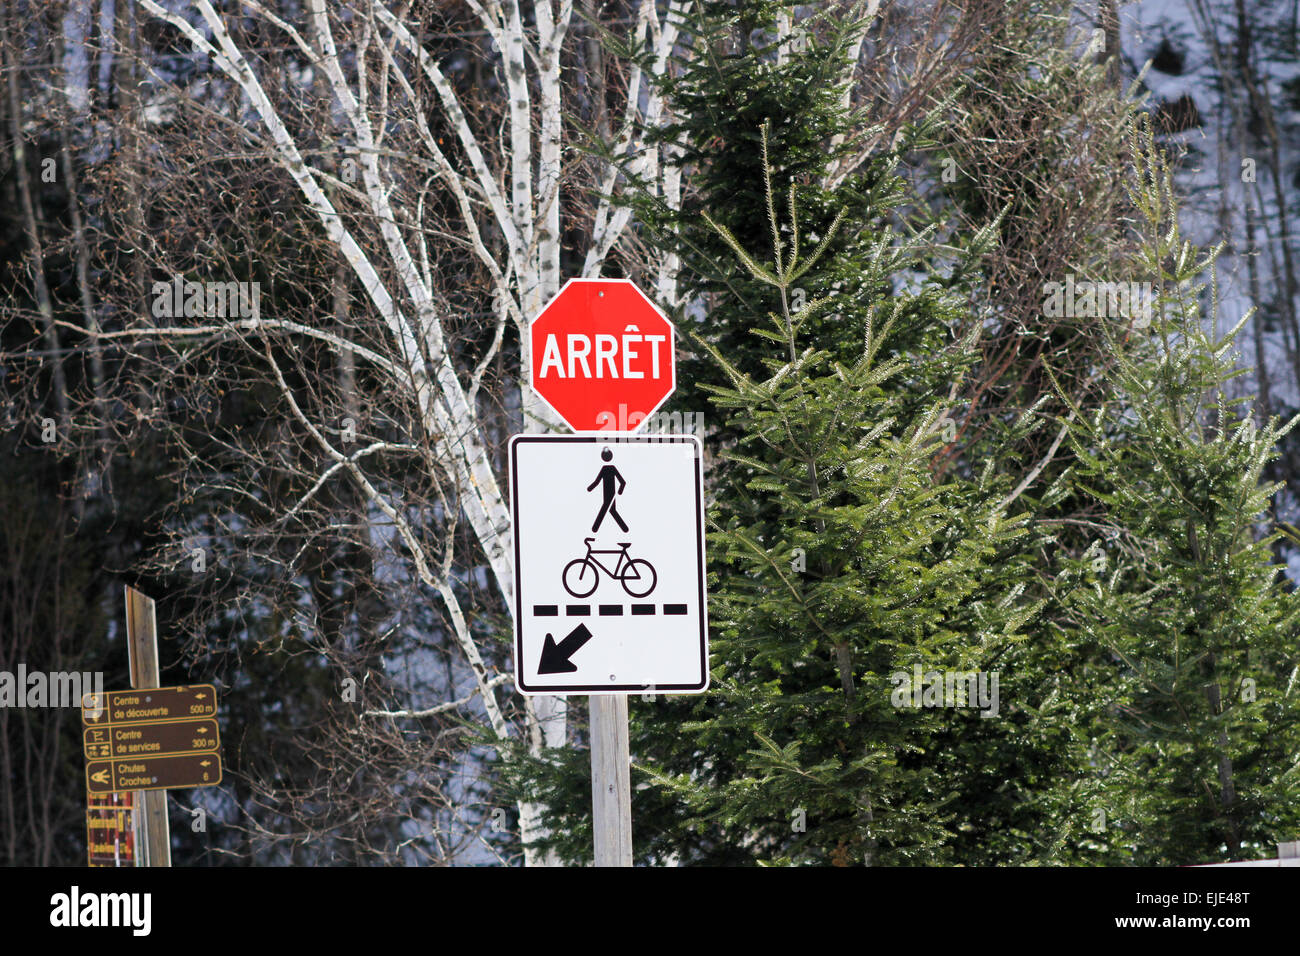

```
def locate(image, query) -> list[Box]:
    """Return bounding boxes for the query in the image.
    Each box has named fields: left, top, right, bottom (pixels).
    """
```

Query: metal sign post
left=521, top=278, right=705, bottom=868
left=589, top=695, right=632, bottom=866
left=124, top=586, right=171, bottom=867
left=510, top=434, right=708, bottom=867
left=83, top=591, right=223, bottom=866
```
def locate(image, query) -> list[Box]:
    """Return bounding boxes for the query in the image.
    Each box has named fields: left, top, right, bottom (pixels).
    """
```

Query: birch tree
left=70, top=0, right=691, bottom=863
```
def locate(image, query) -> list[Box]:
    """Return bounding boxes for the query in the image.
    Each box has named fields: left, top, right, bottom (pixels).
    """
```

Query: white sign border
left=509, top=433, right=709, bottom=695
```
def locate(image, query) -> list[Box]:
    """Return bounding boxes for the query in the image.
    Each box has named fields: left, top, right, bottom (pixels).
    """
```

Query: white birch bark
left=133, top=0, right=685, bottom=864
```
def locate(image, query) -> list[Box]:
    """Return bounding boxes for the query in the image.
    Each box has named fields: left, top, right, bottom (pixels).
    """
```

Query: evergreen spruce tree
left=617, top=0, right=1104, bottom=867
left=1062, top=117, right=1300, bottom=863
left=643, top=125, right=1038, bottom=865
left=619, top=0, right=956, bottom=424
left=506, top=0, right=1102, bottom=866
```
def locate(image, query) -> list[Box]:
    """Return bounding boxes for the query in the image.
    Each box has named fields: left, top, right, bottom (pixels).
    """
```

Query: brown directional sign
left=86, top=753, right=223, bottom=794
left=86, top=791, right=136, bottom=867
left=81, top=685, right=222, bottom=797
left=82, top=684, right=217, bottom=726
left=84, top=719, right=220, bottom=761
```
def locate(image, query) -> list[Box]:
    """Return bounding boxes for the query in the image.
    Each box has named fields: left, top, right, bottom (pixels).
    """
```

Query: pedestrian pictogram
left=510, top=434, right=707, bottom=693
left=588, top=447, right=629, bottom=532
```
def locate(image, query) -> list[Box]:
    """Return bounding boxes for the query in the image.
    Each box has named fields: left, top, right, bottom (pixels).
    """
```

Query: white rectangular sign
left=510, top=435, right=708, bottom=694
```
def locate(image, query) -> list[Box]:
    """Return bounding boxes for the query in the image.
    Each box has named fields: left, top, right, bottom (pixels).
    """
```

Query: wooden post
left=589, top=694, right=632, bottom=866
left=124, top=586, right=171, bottom=867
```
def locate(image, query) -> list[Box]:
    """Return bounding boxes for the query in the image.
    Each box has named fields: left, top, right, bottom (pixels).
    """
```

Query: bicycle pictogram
left=562, top=537, right=658, bottom=598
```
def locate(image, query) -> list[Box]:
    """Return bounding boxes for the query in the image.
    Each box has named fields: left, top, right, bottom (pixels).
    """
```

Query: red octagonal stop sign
left=529, top=278, right=675, bottom=433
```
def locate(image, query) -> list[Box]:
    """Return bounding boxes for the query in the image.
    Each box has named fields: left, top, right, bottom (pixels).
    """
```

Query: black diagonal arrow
left=538, top=623, right=594, bottom=674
